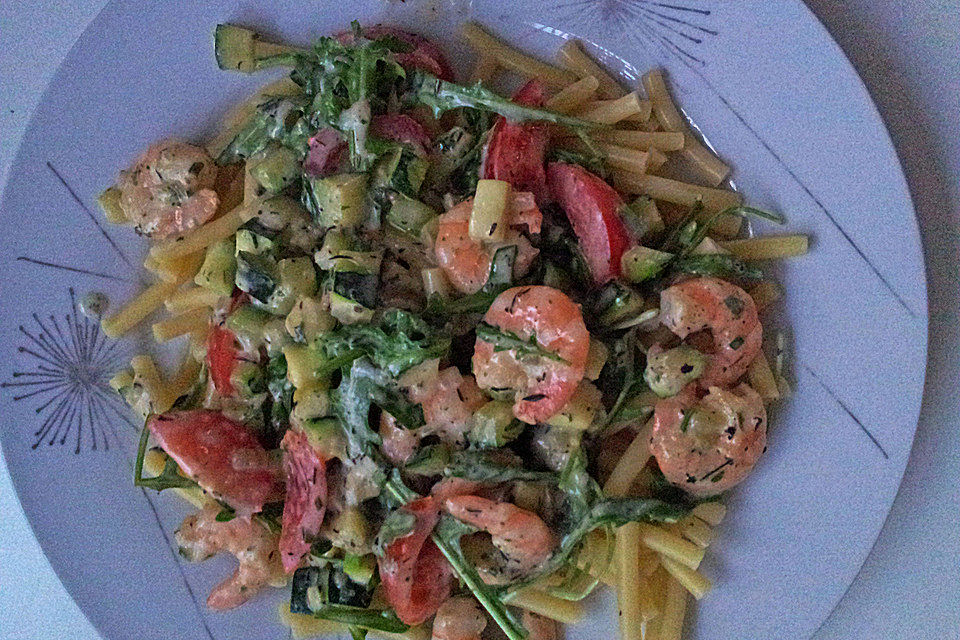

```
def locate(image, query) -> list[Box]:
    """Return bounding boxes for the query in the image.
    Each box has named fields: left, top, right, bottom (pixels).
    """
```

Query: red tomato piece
left=148, top=411, right=283, bottom=516
left=207, top=324, right=239, bottom=396
left=546, top=162, right=630, bottom=284
left=370, top=113, right=432, bottom=155
left=378, top=497, right=453, bottom=625
left=337, top=26, right=454, bottom=81
left=304, top=128, right=346, bottom=177
left=278, top=429, right=327, bottom=574
left=482, top=80, right=550, bottom=203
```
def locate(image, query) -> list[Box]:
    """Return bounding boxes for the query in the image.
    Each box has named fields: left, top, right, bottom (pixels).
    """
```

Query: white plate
left=0, top=1, right=927, bottom=639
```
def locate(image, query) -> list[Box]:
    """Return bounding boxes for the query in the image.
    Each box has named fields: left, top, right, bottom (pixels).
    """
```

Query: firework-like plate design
left=0, top=2, right=927, bottom=640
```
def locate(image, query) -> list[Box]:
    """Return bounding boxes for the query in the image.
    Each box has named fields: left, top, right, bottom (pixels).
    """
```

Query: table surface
left=1, top=1, right=958, bottom=638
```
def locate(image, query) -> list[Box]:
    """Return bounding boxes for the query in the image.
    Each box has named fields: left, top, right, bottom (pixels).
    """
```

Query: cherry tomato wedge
left=278, top=429, right=327, bottom=574
left=546, top=162, right=630, bottom=284
left=147, top=410, right=283, bottom=516
left=378, top=496, right=453, bottom=626
left=207, top=324, right=240, bottom=396
left=482, top=79, right=550, bottom=203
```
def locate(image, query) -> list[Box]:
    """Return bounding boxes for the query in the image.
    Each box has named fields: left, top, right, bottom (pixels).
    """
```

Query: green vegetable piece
left=596, top=282, right=645, bottom=326
left=329, top=292, right=375, bottom=325
left=214, top=24, right=304, bottom=73
left=385, top=194, right=437, bottom=237
left=303, top=173, right=369, bottom=228
left=404, top=444, right=452, bottom=476
left=263, top=256, right=318, bottom=316
left=230, top=361, right=266, bottom=396
left=333, top=271, right=379, bottom=309
left=673, top=254, right=764, bottom=281
left=235, top=228, right=276, bottom=256
left=194, top=238, right=237, bottom=295
left=235, top=250, right=279, bottom=303
left=469, top=400, right=523, bottom=449
left=343, top=554, right=376, bottom=586
left=476, top=322, right=569, bottom=364
left=226, top=304, right=272, bottom=342
left=250, top=144, right=300, bottom=193
left=644, top=345, right=706, bottom=398
left=620, top=196, right=665, bottom=240
left=621, top=245, right=674, bottom=283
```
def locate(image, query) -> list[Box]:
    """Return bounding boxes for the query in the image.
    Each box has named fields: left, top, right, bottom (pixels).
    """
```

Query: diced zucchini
left=329, top=292, right=374, bottom=325
left=263, top=317, right=292, bottom=357
left=597, top=282, right=646, bottom=326
left=484, top=245, right=517, bottom=292
left=291, top=386, right=330, bottom=421
left=620, top=195, right=665, bottom=239
left=327, top=507, right=371, bottom=555
left=230, top=361, right=266, bottom=396
left=235, top=228, right=276, bottom=256
left=385, top=194, right=437, bottom=237
left=226, top=304, right=272, bottom=344
left=314, top=231, right=382, bottom=274
left=545, top=381, right=604, bottom=431
left=195, top=238, right=237, bottom=295
left=303, top=173, right=368, bottom=228
left=283, top=343, right=325, bottom=390
left=373, top=147, right=428, bottom=197
left=235, top=250, right=278, bottom=303
left=404, top=444, right=452, bottom=476
left=585, top=339, right=609, bottom=381
left=469, top=179, right=510, bottom=242
left=644, top=345, right=706, bottom=398
left=541, top=261, right=573, bottom=291
left=371, top=148, right=403, bottom=189
left=249, top=143, right=300, bottom=193
left=690, top=236, right=728, bottom=256
left=262, top=257, right=318, bottom=315
left=257, top=195, right=311, bottom=231
left=301, top=418, right=347, bottom=461
left=108, top=370, right=134, bottom=393
left=621, top=245, right=674, bottom=283
left=332, top=271, right=378, bottom=309
left=469, top=400, right=523, bottom=448
left=421, top=267, right=452, bottom=299
left=214, top=24, right=257, bottom=73
left=343, top=554, right=376, bottom=586
left=285, top=296, right=336, bottom=343
left=97, top=186, right=128, bottom=224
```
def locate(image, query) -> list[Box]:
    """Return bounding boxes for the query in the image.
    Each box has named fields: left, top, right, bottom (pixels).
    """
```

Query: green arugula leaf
left=476, top=322, right=569, bottom=364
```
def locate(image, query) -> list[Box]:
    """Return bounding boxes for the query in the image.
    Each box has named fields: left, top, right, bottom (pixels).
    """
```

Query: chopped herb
left=729, top=336, right=745, bottom=350
left=476, top=322, right=569, bottom=364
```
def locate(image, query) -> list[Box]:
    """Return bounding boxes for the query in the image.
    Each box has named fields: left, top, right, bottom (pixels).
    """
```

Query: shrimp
left=431, top=596, right=487, bottom=640
left=444, top=495, right=555, bottom=579
left=473, top=286, right=590, bottom=424
left=522, top=611, right=558, bottom=640
left=411, top=366, right=486, bottom=448
left=175, top=504, right=284, bottom=610
left=434, top=193, right=542, bottom=294
left=380, top=411, right=419, bottom=466
left=658, top=276, right=762, bottom=388
left=649, top=383, right=767, bottom=496
left=118, top=140, right=219, bottom=238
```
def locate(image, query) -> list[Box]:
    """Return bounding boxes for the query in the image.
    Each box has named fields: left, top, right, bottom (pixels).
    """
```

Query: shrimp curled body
left=431, top=596, right=488, bottom=640
left=659, top=276, right=762, bottom=388
left=118, top=140, right=220, bottom=238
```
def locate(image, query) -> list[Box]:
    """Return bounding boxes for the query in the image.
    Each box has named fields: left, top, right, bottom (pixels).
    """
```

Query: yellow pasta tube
left=720, top=234, right=810, bottom=260
left=102, top=280, right=181, bottom=338
left=576, top=93, right=651, bottom=125
left=149, top=203, right=256, bottom=262
left=156, top=353, right=202, bottom=414
left=557, top=39, right=625, bottom=99
left=545, top=75, right=600, bottom=114
left=152, top=307, right=211, bottom=344
left=659, top=556, right=712, bottom=600
left=749, top=281, right=782, bottom=312
left=643, top=69, right=729, bottom=186
left=164, top=286, right=222, bottom=313
left=604, top=419, right=654, bottom=497
left=656, top=575, right=689, bottom=640
left=506, top=588, right=585, bottom=624
left=691, top=501, right=726, bottom=527
left=469, top=55, right=500, bottom=83
left=646, top=147, right=669, bottom=173
left=144, top=251, right=205, bottom=283
left=578, top=529, right=618, bottom=586
left=673, top=515, right=715, bottom=549
left=599, top=142, right=649, bottom=174
left=638, top=524, right=704, bottom=570
left=590, top=129, right=685, bottom=152
left=613, top=173, right=743, bottom=236
left=748, top=351, right=781, bottom=402
left=461, top=23, right=577, bottom=88
left=130, top=355, right=164, bottom=412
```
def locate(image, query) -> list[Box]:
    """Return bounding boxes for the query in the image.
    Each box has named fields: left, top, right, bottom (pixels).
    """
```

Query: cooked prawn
left=431, top=596, right=487, bottom=640
left=175, top=504, right=284, bottom=610
left=434, top=193, right=542, bottom=294
left=522, top=611, right=558, bottom=640
left=649, top=383, right=767, bottom=496
left=658, top=276, right=762, bottom=388
left=444, top=495, right=555, bottom=579
left=118, top=140, right=219, bottom=238
left=411, top=366, right=486, bottom=448
left=473, top=286, right=589, bottom=424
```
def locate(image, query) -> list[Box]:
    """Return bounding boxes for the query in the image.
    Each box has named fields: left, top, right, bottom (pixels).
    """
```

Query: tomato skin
left=482, top=80, right=550, bottom=203
left=370, top=113, right=432, bottom=155
left=278, top=429, right=327, bottom=574
left=546, top=162, right=630, bottom=284
left=147, top=410, right=283, bottom=516
left=378, top=497, right=453, bottom=625
left=207, top=324, right=239, bottom=396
